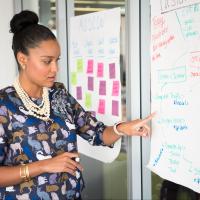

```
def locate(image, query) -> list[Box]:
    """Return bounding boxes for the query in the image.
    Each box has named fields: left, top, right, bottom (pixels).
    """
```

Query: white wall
left=0, top=1, right=16, bottom=89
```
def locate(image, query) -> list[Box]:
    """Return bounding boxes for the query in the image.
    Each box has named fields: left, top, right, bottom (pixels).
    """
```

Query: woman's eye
left=43, top=60, right=51, bottom=65
left=55, top=57, right=60, bottom=64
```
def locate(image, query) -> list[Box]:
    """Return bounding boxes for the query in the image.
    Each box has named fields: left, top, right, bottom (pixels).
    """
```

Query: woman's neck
left=18, top=75, right=43, bottom=98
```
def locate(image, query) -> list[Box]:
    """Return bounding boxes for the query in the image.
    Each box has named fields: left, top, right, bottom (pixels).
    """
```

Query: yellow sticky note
left=85, top=93, right=92, bottom=108
left=77, top=59, right=83, bottom=73
left=71, top=72, right=77, bottom=85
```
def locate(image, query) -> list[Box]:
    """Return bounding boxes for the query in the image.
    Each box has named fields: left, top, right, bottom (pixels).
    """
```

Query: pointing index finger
left=139, top=112, right=156, bottom=125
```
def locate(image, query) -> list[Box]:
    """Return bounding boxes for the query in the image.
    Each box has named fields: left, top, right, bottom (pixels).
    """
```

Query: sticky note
left=85, top=93, right=92, bottom=108
left=76, top=86, right=82, bottom=100
left=99, top=80, right=106, bottom=95
left=109, top=63, right=116, bottom=79
left=71, top=72, right=77, bottom=85
left=112, top=81, right=120, bottom=96
left=97, top=63, right=104, bottom=77
left=77, top=59, right=83, bottom=73
left=98, top=99, right=105, bottom=114
left=87, top=59, right=94, bottom=74
left=112, top=100, right=119, bottom=116
left=88, top=77, right=94, bottom=91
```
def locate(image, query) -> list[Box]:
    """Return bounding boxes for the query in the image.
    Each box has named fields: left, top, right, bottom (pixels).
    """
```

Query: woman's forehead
left=28, top=40, right=60, bottom=57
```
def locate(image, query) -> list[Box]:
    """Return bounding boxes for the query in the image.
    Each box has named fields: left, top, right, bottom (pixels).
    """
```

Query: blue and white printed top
left=0, top=82, right=106, bottom=200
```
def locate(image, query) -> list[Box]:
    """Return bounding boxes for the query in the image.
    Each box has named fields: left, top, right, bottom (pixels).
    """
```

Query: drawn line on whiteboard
left=182, top=155, right=193, bottom=173
left=160, top=3, right=200, bottom=14
left=190, top=50, right=200, bottom=54
left=175, top=11, right=185, bottom=40
left=157, top=66, right=187, bottom=89
left=152, top=146, right=164, bottom=167
left=161, top=6, right=187, bottom=14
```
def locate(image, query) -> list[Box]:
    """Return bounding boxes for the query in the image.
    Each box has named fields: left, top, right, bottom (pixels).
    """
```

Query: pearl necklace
left=13, top=78, right=50, bottom=121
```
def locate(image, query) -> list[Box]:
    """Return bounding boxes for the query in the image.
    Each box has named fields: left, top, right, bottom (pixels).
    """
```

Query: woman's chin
left=45, top=81, right=55, bottom=88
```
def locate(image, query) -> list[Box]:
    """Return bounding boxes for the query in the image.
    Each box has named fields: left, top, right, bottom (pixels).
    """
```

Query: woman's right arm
left=0, top=152, right=83, bottom=187
left=0, top=161, right=44, bottom=187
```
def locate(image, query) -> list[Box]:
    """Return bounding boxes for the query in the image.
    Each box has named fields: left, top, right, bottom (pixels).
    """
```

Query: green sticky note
left=71, top=72, right=77, bottom=85
left=77, top=59, right=83, bottom=73
left=85, top=93, right=92, bottom=108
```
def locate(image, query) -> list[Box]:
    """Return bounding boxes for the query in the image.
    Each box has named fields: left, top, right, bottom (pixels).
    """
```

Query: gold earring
left=21, top=64, right=26, bottom=70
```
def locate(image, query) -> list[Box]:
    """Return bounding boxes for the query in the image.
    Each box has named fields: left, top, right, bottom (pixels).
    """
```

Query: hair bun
left=10, top=10, right=39, bottom=34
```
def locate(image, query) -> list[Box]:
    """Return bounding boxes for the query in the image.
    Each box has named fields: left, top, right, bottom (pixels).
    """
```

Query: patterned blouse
left=0, top=82, right=106, bottom=200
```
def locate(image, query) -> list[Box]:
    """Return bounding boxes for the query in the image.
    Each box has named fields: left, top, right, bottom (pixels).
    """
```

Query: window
left=22, top=0, right=57, bottom=35
left=73, top=1, right=127, bottom=199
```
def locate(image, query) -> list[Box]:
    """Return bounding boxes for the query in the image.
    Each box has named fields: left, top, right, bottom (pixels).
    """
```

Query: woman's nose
left=51, top=62, right=59, bottom=73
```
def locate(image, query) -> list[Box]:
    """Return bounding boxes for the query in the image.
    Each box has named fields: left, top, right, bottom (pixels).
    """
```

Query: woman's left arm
left=102, top=112, right=156, bottom=146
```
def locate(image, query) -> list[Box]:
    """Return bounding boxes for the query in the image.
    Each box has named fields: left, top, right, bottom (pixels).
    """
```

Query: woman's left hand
left=117, top=112, right=156, bottom=137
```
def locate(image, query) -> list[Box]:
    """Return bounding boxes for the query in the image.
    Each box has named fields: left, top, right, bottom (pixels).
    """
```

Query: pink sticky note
left=109, top=63, right=116, bottom=79
left=87, top=59, right=94, bottom=74
left=76, top=86, right=82, bottom=100
left=112, top=81, right=120, bottom=96
left=98, top=99, right=105, bottom=114
left=97, top=63, right=104, bottom=77
left=112, top=100, right=119, bottom=116
left=99, top=80, right=106, bottom=95
left=88, top=77, right=94, bottom=91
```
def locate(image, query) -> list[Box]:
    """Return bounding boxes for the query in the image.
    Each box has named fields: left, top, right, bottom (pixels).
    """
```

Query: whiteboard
left=69, top=8, right=122, bottom=163
left=148, top=1, right=200, bottom=193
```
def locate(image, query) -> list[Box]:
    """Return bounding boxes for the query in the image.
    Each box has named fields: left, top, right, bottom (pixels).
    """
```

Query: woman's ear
left=17, top=52, right=28, bottom=70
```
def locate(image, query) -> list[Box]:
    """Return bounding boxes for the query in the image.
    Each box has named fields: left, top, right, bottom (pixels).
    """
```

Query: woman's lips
left=48, top=76, right=56, bottom=81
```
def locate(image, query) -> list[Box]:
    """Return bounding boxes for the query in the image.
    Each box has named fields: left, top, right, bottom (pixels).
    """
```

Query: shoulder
left=0, top=86, right=15, bottom=102
left=50, top=82, right=69, bottom=98
left=0, top=87, right=13, bottom=120
left=0, top=86, right=14, bottom=95
left=51, top=82, right=67, bottom=92
left=50, top=82, right=77, bottom=104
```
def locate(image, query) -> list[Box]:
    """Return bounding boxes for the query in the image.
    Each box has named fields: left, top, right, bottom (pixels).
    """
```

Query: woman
left=0, top=10, right=155, bottom=200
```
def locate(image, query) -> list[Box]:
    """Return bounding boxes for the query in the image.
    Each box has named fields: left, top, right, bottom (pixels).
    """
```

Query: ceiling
left=74, top=0, right=125, bottom=15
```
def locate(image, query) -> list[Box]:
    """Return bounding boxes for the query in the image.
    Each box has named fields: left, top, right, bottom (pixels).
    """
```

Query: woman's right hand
left=0, top=152, right=83, bottom=187
left=40, top=152, right=83, bottom=176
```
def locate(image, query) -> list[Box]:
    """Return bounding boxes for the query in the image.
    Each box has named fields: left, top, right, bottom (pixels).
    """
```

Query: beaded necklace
left=13, top=77, right=50, bottom=121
